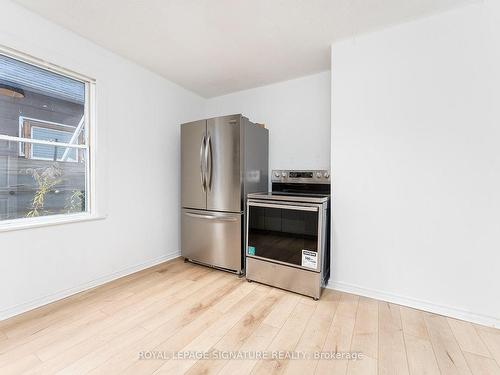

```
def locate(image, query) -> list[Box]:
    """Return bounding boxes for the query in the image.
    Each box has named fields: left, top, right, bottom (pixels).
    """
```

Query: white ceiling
left=15, top=0, right=473, bottom=97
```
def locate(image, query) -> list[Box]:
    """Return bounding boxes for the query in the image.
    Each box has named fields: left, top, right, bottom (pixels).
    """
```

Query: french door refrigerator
left=181, top=114, right=268, bottom=275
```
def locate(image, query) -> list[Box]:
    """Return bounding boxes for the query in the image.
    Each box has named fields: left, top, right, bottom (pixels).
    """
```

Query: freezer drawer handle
left=185, top=212, right=238, bottom=222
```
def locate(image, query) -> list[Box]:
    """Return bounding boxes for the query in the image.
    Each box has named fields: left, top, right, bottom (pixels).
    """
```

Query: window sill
left=0, top=213, right=107, bottom=233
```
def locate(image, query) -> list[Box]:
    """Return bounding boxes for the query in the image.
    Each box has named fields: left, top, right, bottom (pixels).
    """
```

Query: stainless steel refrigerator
left=181, top=114, right=269, bottom=275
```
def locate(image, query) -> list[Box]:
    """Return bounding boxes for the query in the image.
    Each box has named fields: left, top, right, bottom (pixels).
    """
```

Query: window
left=0, top=51, right=94, bottom=224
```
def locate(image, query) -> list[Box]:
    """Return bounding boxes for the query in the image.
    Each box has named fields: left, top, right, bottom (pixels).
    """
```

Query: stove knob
left=274, top=171, right=280, bottom=178
left=324, top=172, right=330, bottom=178
left=316, top=172, right=322, bottom=178
left=281, top=172, right=287, bottom=178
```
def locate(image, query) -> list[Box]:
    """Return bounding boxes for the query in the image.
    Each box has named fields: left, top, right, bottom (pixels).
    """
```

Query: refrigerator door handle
left=199, top=134, right=206, bottom=192
left=185, top=212, right=238, bottom=222
left=205, top=134, right=213, bottom=191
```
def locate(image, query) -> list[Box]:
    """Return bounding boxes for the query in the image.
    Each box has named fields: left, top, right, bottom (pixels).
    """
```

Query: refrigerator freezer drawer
left=181, top=209, right=242, bottom=273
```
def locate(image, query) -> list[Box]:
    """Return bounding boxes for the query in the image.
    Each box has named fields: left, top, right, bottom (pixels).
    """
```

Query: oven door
left=246, top=200, right=323, bottom=272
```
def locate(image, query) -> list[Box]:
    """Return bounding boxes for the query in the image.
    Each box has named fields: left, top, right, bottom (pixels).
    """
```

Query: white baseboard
left=0, top=250, right=181, bottom=322
left=328, top=281, right=499, bottom=329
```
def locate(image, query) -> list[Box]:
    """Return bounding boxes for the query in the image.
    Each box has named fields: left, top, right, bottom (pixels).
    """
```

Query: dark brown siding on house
left=0, top=89, right=86, bottom=220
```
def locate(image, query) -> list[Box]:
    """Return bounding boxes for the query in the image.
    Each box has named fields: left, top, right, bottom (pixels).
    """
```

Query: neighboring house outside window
left=31, top=127, right=78, bottom=162
left=19, top=117, right=83, bottom=162
left=0, top=51, right=94, bottom=225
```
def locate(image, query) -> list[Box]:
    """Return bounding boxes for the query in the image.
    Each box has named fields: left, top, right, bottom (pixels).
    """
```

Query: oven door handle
left=247, top=201, right=318, bottom=212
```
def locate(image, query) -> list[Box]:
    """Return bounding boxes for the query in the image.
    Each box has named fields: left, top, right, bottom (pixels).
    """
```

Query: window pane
left=0, top=54, right=85, bottom=143
left=31, top=144, right=78, bottom=162
left=0, top=140, right=87, bottom=221
left=31, top=127, right=78, bottom=161
left=32, top=127, right=73, bottom=143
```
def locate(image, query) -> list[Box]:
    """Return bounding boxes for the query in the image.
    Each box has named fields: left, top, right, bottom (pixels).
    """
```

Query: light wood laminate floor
left=0, top=258, right=499, bottom=375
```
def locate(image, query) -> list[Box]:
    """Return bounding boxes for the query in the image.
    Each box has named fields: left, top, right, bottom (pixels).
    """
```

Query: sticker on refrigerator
left=248, top=246, right=256, bottom=255
left=302, top=250, right=317, bottom=269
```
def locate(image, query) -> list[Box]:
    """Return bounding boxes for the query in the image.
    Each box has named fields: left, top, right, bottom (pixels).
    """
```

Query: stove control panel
left=272, top=170, right=331, bottom=183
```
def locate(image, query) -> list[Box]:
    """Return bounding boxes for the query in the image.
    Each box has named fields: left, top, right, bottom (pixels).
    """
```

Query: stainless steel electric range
left=246, top=170, right=331, bottom=300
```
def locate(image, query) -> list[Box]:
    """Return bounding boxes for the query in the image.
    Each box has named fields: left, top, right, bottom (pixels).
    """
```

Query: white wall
left=331, top=0, right=500, bottom=327
left=0, top=0, right=205, bottom=320
left=205, top=72, right=331, bottom=171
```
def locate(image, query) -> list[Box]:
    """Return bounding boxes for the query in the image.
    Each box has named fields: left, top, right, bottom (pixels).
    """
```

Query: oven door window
left=247, top=203, right=319, bottom=270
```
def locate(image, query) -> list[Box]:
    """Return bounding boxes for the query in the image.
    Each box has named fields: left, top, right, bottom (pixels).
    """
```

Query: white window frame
left=0, top=45, right=100, bottom=231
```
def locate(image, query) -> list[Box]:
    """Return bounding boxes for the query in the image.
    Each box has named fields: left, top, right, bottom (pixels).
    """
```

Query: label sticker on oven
left=248, top=246, right=256, bottom=256
left=302, top=250, right=317, bottom=269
